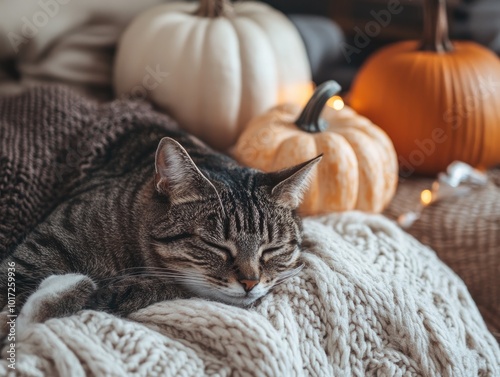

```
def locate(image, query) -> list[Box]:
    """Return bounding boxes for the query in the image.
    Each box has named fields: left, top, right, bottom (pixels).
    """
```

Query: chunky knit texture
left=1, top=86, right=499, bottom=376
left=384, top=172, right=500, bottom=337
left=1, top=213, right=499, bottom=376
left=0, top=85, right=178, bottom=259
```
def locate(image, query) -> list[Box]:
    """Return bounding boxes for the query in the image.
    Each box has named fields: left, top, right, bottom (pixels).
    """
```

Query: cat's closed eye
left=200, top=238, right=233, bottom=262
left=262, top=246, right=283, bottom=255
left=260, top=246, right=287, bottom=263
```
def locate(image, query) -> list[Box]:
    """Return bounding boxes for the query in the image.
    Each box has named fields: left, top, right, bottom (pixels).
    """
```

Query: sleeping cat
left=0, top=131, right=320, bottom=326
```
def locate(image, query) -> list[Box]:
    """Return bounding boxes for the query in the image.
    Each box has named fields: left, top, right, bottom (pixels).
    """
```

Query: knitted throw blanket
left=0, top=85, right=178, bottom=259
left=384, top=171, right=500, bottom=336
left=0, top=86, right=499, bottom=376
left=1, top=213, right=499, bottom=376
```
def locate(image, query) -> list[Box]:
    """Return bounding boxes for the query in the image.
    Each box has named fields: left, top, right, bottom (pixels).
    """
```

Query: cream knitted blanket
left=1, top=213, right=499, bottom=376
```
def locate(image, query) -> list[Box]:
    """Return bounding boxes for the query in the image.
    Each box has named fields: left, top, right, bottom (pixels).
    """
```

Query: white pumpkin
left=113, top=0, right=313, bottom=150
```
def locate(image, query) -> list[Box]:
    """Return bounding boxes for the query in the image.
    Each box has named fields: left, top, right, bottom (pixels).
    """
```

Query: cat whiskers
left=98, top=267, right=211, bottom=289
left=99, top=266, right=176, bottom=277
left=274, top=264, right=304, bottom=286
left=98, top=266, right=191, bottom=280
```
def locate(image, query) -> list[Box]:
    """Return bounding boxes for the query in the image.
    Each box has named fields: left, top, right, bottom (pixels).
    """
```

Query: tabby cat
left=0, top=131, right=320, bottom=326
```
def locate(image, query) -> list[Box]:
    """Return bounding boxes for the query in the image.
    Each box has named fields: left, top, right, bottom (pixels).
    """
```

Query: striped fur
left=0, top=132, right=319, bottom=317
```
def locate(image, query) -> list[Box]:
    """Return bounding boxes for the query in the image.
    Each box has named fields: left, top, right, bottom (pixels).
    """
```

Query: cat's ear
left=268, top=155, right=322, bottom=209
left=155, top=137, right=219, bottom=205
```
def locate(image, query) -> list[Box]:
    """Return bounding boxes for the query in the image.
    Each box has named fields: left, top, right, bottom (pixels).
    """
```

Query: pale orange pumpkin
left=349, top=0, right=500, bottom=175
left=233, top=81, right=398, bottom=216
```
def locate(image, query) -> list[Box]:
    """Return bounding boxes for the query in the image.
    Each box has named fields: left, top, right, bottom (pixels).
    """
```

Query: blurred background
left=267, top=0, right=500, bottom=86
left=0, top=0, right=499, bottom=97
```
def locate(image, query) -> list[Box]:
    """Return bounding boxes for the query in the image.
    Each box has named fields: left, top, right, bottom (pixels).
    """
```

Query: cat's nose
left=239, top=279, right=259, bottom=292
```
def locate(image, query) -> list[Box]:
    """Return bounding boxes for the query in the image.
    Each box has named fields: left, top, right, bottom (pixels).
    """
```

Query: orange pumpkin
left=233, top=81, right=398, bottom=216
left=349, top=0, right=500, bottom=176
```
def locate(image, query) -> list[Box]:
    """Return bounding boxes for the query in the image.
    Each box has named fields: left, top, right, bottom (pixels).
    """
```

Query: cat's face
left=147, top=137, right=320, bottom=306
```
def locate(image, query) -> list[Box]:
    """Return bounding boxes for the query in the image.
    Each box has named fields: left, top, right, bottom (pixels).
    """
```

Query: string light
left=397, top=162, right=488, bottom=229
left=327, top=95, right=344, bottom=111
left=420, top=189, right=433, bottom=206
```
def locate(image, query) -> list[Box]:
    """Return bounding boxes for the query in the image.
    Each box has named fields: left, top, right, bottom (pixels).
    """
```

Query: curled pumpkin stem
left=194, top=0, right=234, bottom=18
left=420, top=0, right=454, bottom=53
left=295, top=80, right=342, bottom=133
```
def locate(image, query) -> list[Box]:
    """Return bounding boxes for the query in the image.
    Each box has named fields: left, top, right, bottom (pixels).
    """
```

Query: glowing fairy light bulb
left=327, top=95, right=344, bottom=111
left=420, top=189, right=433, bottom=206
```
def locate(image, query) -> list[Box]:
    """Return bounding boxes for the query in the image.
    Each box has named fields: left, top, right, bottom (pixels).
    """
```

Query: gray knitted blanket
left=0, top=85, right=178, bottom=259
left=0, top=86, right=499, bottom=376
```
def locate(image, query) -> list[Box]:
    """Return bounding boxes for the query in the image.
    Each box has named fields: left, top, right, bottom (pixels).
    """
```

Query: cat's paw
left=17, top=274, right=96, bottom=340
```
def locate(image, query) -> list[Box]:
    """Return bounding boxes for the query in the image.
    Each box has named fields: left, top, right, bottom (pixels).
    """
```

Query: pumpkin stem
left=194, top=0, right=234, bottom=18
left=420, top=0, right=454, bottom=52
left=295, top=81, right=342, bottom=133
